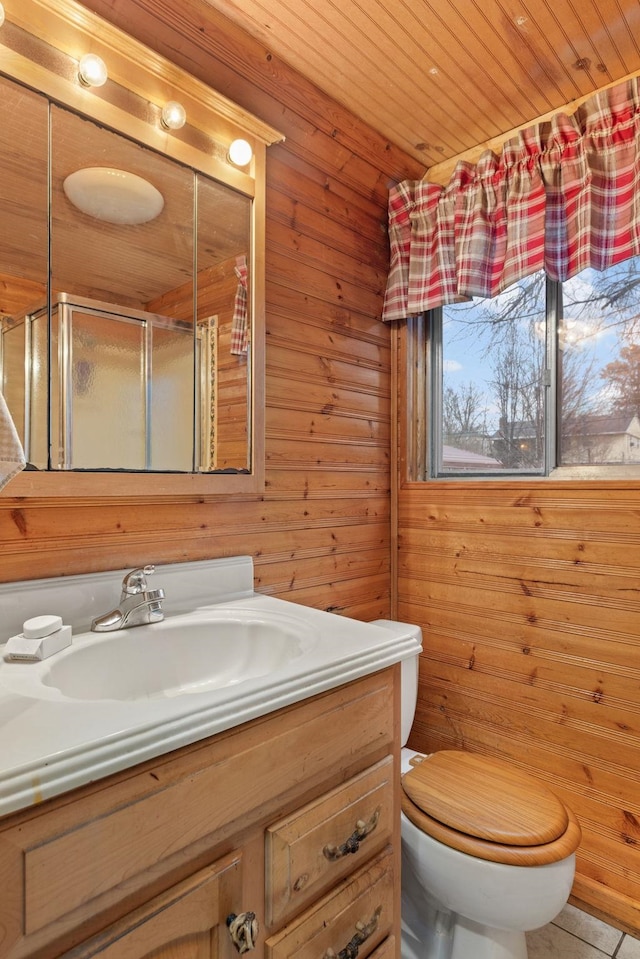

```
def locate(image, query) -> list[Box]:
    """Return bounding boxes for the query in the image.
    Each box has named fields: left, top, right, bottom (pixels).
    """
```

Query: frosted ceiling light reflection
left=63, top=168, right=165, bottom=225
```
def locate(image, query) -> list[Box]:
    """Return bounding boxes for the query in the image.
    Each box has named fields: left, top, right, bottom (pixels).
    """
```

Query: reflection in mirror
left=0, top=77, right=48, bottom=464
left=0, top=75, right=253, bottom=474
left=51, top=103, right=196, bottom=472
left=197, top=176, right=252, bottom=472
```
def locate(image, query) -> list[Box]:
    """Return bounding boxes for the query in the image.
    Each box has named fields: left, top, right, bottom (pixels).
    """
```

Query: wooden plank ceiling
left=201, top=0, right=640, bottom=177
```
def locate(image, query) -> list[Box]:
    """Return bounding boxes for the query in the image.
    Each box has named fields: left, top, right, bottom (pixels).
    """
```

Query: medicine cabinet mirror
left=0, top=0, right=282, bottom=496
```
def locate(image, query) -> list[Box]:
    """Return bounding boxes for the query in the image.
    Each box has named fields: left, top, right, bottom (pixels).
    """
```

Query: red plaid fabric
left=383, top=77, right=640, bottom=321
left=231, top=254, right=249, bottom=354
left=382, top=181, right=414, bottom=319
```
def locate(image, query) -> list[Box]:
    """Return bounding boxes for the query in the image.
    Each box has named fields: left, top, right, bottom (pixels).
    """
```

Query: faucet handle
left=121, top=565, right=155, bottom=596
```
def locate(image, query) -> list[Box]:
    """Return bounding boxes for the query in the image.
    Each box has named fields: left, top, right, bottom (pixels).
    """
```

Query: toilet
left=374, top=621, right=581, bottom=959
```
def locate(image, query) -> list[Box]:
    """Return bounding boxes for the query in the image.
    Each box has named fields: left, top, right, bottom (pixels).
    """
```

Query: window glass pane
left=438, top=273, right=546, bottom=474
left=560, top=258, right=640, bottom=466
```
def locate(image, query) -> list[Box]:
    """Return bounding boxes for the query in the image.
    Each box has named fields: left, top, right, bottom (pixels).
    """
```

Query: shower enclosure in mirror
left=5, top=294, right=202, bottom=472
left=0, top=0, right=281, bottom=496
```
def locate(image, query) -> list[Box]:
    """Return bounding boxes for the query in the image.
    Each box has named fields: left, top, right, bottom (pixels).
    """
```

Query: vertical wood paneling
left=397, top=477, right=640, bottom=932
left=0, top=0, right=420, bottom=628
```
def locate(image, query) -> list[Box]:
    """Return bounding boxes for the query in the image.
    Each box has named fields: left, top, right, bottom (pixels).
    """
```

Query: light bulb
left=78, top=53, right=108, bottom=88
left=161, top=101, right=187, bottom=131
left=0, top=4, right=5, bottom=27
left=228, top=138, right=253, bottom=167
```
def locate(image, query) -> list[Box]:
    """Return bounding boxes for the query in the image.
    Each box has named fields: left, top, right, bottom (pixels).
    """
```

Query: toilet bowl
left=371, top=621, right=581, bottom=959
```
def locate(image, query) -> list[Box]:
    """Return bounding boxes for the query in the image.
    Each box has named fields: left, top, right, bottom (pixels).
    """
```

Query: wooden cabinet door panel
left=266, top=758, right=394, bottom=927
left=63, top=853, right=243, bottom=959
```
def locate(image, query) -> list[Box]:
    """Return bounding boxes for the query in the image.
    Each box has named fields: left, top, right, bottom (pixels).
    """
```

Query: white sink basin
left=0, top=557, right=422, bottom=817
left=38, top=608, right=314, bottom=701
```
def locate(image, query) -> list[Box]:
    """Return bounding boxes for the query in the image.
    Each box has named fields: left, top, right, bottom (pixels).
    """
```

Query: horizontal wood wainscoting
left=0, top=0, right=424, bottom=619
left=397, top=480, right=640, bottom=934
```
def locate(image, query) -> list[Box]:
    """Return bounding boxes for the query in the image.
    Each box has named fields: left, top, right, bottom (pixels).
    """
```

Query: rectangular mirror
left=0, top=0, right=281, bottom=496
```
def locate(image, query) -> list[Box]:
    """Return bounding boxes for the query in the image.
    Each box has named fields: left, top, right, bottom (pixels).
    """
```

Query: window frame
left=407, top=276, right=640, bottom=483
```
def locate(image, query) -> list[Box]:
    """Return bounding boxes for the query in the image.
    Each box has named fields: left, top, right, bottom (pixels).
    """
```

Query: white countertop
left=0, top=557, right=421, bottom=817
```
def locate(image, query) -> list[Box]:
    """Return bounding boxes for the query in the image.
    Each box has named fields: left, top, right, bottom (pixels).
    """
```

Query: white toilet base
left=451, top=918, right=528, bottom=959
left=402, top=910, right=528, bottom=959
left=401, top=890, right=453, bottom=959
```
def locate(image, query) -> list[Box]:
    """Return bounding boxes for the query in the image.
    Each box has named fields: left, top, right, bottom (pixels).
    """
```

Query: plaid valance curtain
left=383, top=77, right=640, bottom=321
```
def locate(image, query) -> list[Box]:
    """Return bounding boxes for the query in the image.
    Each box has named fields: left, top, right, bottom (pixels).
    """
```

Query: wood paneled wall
left=397, top=476, right=640, bottom=932
left=0, top=0, right=422, bottom=619
left=6, top=0, right=638, bottom=939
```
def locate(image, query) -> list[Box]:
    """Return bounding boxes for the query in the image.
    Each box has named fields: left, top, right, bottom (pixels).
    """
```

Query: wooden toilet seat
left=402, top=750, right=581, bottom=866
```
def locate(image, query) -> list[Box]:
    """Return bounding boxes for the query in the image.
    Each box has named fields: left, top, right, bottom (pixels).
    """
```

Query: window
left=419, top=257, right=640, bottom=478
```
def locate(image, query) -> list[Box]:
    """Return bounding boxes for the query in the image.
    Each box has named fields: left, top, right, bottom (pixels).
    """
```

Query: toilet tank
left=370, top=620, right=422, bottom=747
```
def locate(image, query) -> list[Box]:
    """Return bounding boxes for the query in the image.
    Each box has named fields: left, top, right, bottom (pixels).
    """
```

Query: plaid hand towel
left=231, top=254, right=249, bottom=355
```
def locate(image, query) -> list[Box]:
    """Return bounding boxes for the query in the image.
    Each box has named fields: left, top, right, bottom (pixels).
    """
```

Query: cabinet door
left=65, top=852, right=251, bottom=959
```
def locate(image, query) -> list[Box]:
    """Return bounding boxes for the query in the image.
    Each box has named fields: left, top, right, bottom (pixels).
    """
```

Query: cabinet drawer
left=369, top=937, right=397, bottom=959
left=266, top=758, right=394, bottom=927
left=265, top=847, right=394, bottom=959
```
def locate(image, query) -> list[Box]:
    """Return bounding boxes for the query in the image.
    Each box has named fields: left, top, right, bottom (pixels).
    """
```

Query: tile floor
left=526, top=904, right=640, bottom=958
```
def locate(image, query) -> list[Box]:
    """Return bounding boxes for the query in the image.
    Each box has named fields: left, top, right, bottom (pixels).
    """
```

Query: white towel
left=0, top=390, right=26, bottom=491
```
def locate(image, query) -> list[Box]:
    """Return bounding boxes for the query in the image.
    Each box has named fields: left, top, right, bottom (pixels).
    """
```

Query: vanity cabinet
left=0, top=667, right=400, bottom=959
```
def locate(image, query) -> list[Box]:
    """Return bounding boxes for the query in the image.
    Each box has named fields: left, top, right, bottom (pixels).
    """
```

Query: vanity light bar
left=75, top=53, right=249, bottom=165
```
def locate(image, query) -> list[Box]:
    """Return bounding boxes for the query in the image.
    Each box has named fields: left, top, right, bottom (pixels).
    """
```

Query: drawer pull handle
left=227, top=911, right=259, bottom=953
left=323, top=905, right=382, bottom=959
left=323, top=807, right=381, bottom=861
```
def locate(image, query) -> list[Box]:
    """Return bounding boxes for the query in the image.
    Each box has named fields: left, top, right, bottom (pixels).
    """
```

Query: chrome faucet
left=91, top=565, right=165, bottom=632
